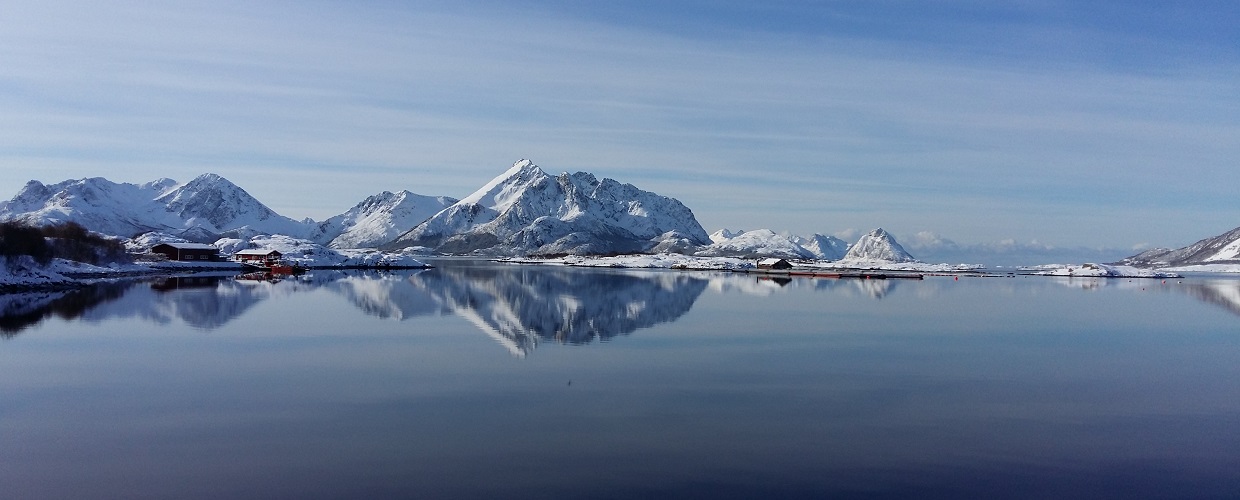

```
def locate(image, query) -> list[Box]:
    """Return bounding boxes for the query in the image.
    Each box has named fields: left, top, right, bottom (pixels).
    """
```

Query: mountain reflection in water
left=4, top=265, right=1240, bottom=349
left=403, top=264, right=709, bottom=356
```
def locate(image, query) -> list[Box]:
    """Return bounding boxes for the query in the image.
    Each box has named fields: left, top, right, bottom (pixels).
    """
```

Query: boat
left=267, top=261, right=306, bottom=275
left=240, top=259, right=307, bottom=275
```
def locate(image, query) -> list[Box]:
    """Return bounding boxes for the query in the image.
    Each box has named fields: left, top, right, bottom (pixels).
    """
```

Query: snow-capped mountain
left=841, top=228, right=917, bottom=262
left=1, top=177, right=179, bottom=237
left=696, top=229, right=850, bottom=260
left=1116, top=225, right=1240, bottom=268
left=698, top=229, right=815, bottom=259
left=154, top=173, right=309, bottom=238
left=386, top=160, right=711, bottom=255
left=0, top=173, right=459, bottom=249
left=308, top=191, right=458, bottom=249
left=791, top=233, right=850, bottom=260
left=0, top=174, right=309, bottom=240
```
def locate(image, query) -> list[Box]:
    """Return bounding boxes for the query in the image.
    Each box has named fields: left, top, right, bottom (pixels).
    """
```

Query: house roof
left=757, top=258, right=788, bottom=265
left=153, top=242, right=218, bottom=251
left=234, top=249, right=282, bottom=256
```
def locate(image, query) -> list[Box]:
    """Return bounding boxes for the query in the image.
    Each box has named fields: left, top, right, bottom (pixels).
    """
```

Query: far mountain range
left=2, top=159, right=1237, bottom=267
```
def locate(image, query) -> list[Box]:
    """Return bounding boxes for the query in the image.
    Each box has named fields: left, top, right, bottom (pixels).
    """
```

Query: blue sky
left=2, top=0, right=1238, bottom=253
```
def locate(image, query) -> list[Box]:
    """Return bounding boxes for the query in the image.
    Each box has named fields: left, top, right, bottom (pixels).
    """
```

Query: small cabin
left=756, top=258, right=793, bottom=270
left=234, top=249, right=283, bottom=264
left=150, top=242, right=219, bottom=262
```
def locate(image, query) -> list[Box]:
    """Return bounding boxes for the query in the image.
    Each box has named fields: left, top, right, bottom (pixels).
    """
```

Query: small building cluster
left=148, top=243, right=286, bottom=266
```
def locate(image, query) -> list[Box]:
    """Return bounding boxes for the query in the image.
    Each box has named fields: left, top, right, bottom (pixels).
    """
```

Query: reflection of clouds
left=407, top=265, right=709, bottom=357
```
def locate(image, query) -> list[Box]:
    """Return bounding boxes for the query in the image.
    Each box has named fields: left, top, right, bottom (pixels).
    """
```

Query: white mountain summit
left=0, top=174, right=306, bottom=240
left=386, top=160, right=712, bottom=255
left=699, top=229, right=815, bottom=259
left=0, top=173, right=455, bottom=248
left=842, top=228, right=918, bottom=262
left=308, top=190, right=458, bottom=249
left=1, top=167, right=921, bottom=263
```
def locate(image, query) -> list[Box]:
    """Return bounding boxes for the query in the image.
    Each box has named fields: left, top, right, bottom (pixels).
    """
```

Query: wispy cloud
left=1, top=1, right=1237, bottom=248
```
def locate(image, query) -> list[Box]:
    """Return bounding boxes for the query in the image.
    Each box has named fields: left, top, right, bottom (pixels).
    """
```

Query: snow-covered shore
left=1019, top=263, right=1181, bottom=278
left=2, top=234, right=432, bottom=290
left=498, top=254, right=1192, bottom=278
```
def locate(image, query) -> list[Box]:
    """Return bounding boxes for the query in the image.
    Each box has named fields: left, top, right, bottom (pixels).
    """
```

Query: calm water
left=2, top=260, right=1239, bottom=499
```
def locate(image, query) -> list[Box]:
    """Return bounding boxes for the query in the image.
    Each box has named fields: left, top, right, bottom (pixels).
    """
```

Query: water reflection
left=404, top=265, right=709, bottom=356
left=0, top=283, right=130, bottom=336
left=82, top=273, right=287, bottom=329
left=3, top=267, right=1240, bottom=345
left=1164, top=279, right=1240, bottom=316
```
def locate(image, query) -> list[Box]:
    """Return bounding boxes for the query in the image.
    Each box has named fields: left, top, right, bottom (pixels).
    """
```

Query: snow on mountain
left=709, top=228, right=745, bottom=243
left=1116, top=225, right=1240, bottom=268
left=386, top=160, right=711, bottom=255
left=0, top=174, right=310, bottom=240
left=0, top=177, right=180, bottom=237
left=792, top=233, right=850, bottom=260
left=155, top=173, right=310, bottom=238
left=841, top=228, right=917, bottom=263
left=697, top=229, right=814, bottom=259
left=308, top=190, right=458, bottom=249
left=1, top=173, right=458, bottom=249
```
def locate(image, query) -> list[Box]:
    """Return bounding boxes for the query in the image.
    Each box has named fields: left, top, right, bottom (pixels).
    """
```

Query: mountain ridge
left=1116, top=225, right=1240, bottom=268
left=0, top=173, right=455, bottom=248
left=386, top=160, right=712, bottom=256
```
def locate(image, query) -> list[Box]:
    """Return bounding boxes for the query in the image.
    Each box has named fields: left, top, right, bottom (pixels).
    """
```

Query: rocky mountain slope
left=1116, top=225, right=1240, bottom=267
left=792, top=233, right=851, bottom=261
left=0, top=174, right=307, bottom=240
left=698, top=229, right=814, bottom=259
left=307, top=191, right=457, bottom=249
left=842, top=228, right=917, bottom=262
left=0, top=173, right=455, bottom=249
left=386, top=160, right=711, bottom=255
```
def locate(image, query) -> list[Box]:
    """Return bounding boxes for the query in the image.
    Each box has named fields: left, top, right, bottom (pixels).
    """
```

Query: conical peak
left=458, top=160, right=550, bottom=209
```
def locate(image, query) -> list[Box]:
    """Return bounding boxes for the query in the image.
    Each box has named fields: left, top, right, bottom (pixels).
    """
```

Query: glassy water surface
left=2, top=260, right=1239, bottom=499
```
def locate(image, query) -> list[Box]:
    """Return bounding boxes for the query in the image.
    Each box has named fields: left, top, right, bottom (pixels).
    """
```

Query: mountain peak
left=843, top=228, right=917, bottom=262
left=458, top=159, right=548, bottom=211
left=388, top=160, right=710, bottom=255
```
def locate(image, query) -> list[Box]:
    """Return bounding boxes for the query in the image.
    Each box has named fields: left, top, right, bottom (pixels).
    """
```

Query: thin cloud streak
left=0, top=1, right=1237, bottom=248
